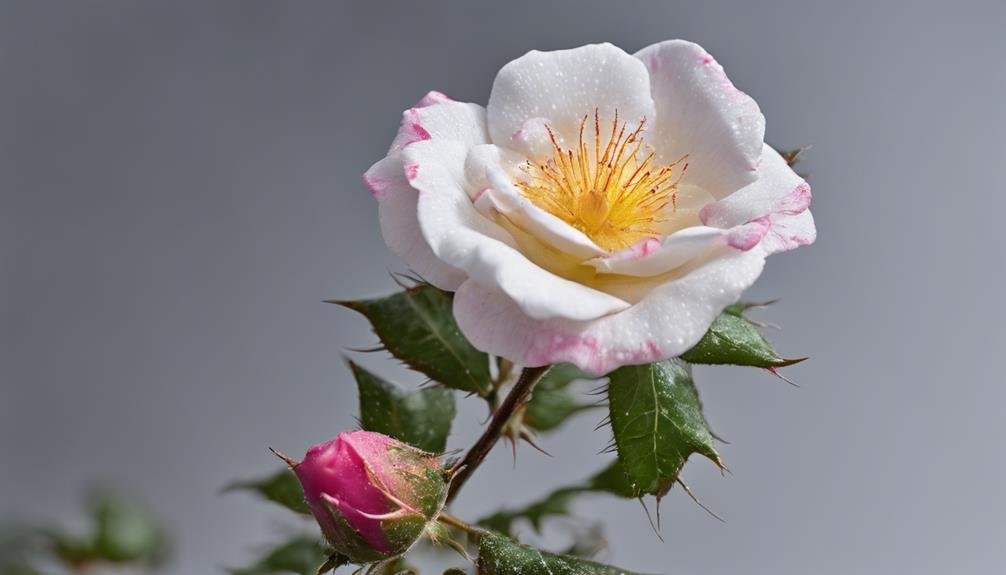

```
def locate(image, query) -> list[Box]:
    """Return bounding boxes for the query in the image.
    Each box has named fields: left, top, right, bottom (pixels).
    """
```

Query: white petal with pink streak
left=453, top=245, right=768, bottom=376
left=699, top=144, right=816, bottom=254
left=586, top=226, right=725, bottom=277
left=700, top=145, right=811, bottom=228
left=389, top=100, right=489, bottom=153
left=365, top=155, right=466, bottom=290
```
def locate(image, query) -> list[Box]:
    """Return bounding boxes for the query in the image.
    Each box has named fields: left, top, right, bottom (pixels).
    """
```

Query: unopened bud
left=292, top=431, right=447, bottom=563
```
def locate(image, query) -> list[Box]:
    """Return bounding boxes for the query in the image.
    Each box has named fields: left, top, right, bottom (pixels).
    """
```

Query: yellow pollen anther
left=514, top=109, right=687, bottom=252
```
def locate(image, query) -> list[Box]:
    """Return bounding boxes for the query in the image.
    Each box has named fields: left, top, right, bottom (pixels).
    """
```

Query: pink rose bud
left=290, top=431, right=447, bottom=563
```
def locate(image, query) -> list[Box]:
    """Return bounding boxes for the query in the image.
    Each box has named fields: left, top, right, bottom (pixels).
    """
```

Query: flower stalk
left=446, top=365, right=551, bottom=504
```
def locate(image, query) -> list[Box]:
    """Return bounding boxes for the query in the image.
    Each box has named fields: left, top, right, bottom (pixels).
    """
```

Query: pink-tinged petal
left=453, top=245, right=768, bottom=376
left=487, top=43, right=655, bottom=153
left=416, top=90, right=453, bottom=107
left=698, top=144, right=816, bottom=255
left=365, top=155, right=465, bottom=290
left=389, top=101, right=489, bottom=152
left=404, top=138, right=631, bottom=321
left=587, top=226, right=725, bottom=277
left=758, top=208, right=816, bottom=255
left=464, top=144, right=607, bottom=260
left=725, top=217, right=773, bottom=251
left=296, top=435, right=391, bottom=553
left=635, top=40, right=765, bottom=198
left=699, top=145, right=811, bottom=228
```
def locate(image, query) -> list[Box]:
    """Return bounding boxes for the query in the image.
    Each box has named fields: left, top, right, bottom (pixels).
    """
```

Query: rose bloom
left=365, top=40, right=815, bottom=376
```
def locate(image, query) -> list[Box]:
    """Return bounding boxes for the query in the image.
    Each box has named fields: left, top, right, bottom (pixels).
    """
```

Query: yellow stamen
left=515, top=109, right=687, bottom=252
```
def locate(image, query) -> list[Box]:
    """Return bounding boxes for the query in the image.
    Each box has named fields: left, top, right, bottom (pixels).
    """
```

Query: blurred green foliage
left=0, top=487, right=169, bottom=575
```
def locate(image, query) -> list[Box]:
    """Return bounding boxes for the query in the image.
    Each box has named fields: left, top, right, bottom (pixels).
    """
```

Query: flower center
left=514, top=110, right=687, bottom=252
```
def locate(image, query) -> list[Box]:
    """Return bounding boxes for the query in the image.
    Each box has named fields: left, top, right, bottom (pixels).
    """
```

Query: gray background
left=2, top=2, right=1005, bottom=574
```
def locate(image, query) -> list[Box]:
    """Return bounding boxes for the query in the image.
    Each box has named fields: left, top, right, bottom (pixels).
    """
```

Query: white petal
left=389, top=101, right=489, bottom=152
left=366, top=95, right=490, bottom=290
left=453, top=245, right=768, bottom=376
left=758, top=208, right=817, bottom=255
left=487, top=43, right=655, bottom=153
left=700, top=145, right=811, bottom=228
left=365, top=155, right=466, bottom=290
left=464, top=144, right=607, bottom=260
left=635, top=40, right=765, bottom=198
left=698, top=144, right=816, bottom=254
left=403, top=138, right=631, bottom=321
left=586, top=226, right=725, bottom=277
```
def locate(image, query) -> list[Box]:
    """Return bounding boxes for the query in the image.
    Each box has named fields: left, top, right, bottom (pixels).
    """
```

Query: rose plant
left=230, top=39, right=815, bottom=575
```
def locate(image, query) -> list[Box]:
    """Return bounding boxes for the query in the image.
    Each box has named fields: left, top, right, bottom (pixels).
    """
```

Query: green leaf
left=370, top=557, right=418, bottom=575
left=477, top=532, right=648, bottom=575
left=0, top=529, right=49, bottom=574
left=351, top=361, right=456, bottom=453
left=335, top=284, right=492, bottom=395
left=89, top=491, right=168, bottom=566
left=478, top=486, right=583, bottom=535
left=0, top=563, right=48, bottom=575
left=228, top=536, right=333, bottom=575
left=557, top=524, right=607, bottom=559
left=607, top=360, right=722, bottom=497
left=477, top=460, right=634, bottom=535
left=524, top=364, right=596, bottom=433
left=224, top=469, right=310, bottom=515
left=584, top=460, right=637, bottom=499
left=47, top=531, right=99, bottom=566
left=680, top=309, right=804, bottom=368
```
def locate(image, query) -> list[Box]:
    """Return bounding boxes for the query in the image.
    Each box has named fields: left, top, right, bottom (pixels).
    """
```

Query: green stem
left=446, top=365, right=551, bottom=504
left=436, top=512, right=481, bottom=535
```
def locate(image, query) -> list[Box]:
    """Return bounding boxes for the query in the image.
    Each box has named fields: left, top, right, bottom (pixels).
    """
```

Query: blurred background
left=3, top=1, right=1005, bottom=574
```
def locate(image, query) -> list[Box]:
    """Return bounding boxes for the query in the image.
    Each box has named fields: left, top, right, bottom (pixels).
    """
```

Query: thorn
left=780, top=145, right=812, bottom=166
left=746, top=298, right=780, bottom=309
left=714, top=455, right=730, bottom=475
left=748, top=319, right=782, bottom=330
left=441, top=448, right=463, bottom=460
left=767, top=367, right=800, bottom=387
left=268, top=447, right=299, bottom=469
left=638, top=498, right=664, bottom=541
left=773, top=356, right=809, bottom=368
left=710, top=430, right=731, bottom=445
left=655, top=494, right=662, bottom=532
left=346, top=344, right=385, bottom=353
left=519, top=429, right=552, bottom=457
left=677, top=479, right=725, bottom=523
left=505, top=434, right=519, bottom=467
left=400, top=270, right=427, bottom=285
left=389, top=270, right=412, bottom=289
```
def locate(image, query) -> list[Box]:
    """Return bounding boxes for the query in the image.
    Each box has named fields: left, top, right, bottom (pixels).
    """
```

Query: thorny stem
left=446, top=365, right=551, bottom=504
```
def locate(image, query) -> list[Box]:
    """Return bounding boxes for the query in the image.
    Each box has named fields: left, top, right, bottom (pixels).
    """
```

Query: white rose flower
left=365, top=40, right=815, bottom=376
